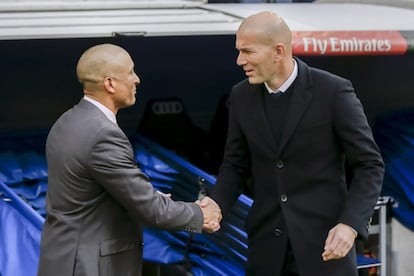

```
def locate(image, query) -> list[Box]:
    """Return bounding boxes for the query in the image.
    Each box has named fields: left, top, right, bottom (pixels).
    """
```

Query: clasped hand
left=196, top=196, right=222, bottom=233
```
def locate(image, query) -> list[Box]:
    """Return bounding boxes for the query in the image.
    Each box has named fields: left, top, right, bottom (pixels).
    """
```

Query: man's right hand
left=196, top=196, right=222, bottom=233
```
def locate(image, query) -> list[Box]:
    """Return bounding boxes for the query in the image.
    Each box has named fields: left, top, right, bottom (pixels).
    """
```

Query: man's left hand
left=322, top=223, right=357, bottom=261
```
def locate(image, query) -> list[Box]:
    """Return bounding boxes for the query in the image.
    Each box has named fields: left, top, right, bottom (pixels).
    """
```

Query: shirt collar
left=265, top=59, right=298, bottom=94
left=83, top=95, right=117, bottom=125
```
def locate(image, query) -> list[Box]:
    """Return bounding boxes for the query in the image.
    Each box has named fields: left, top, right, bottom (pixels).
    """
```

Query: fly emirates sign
left=292, top=31, right=408, bottom=56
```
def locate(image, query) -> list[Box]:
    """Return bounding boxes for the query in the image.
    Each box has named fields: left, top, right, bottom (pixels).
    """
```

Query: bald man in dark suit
left=206, top=11, right=384, bottom=276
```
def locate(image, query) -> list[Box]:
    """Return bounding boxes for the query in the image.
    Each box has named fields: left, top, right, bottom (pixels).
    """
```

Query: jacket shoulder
left=231, top=79, right=262, bottom=97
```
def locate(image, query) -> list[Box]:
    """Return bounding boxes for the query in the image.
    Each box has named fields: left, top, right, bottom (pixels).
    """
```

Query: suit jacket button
left=274, top=229, right=282, bottom=237
left=281, top=194, right=288, bottom=202
left=276, top=160, right=284, bottom=168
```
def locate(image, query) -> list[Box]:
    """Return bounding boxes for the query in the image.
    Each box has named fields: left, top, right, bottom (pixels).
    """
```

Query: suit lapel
left=278, top=59, right=312, bottom=155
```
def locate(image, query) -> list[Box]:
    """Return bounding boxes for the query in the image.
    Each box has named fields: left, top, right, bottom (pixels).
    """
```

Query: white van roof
left=1, top=0, right=414, bottom=55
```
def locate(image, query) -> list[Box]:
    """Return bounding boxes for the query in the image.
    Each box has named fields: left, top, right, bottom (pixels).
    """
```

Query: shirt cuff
left=349, top=226, right=358, bottom=238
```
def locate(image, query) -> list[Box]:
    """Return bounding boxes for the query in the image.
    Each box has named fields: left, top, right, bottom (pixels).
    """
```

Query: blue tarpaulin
left=0, top=181, right=42, bottom=276
left=373, top=109, right=414, bottom=231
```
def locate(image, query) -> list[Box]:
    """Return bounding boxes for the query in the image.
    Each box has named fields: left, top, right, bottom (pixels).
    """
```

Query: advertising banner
left=292, top=31, right=413, bottom=56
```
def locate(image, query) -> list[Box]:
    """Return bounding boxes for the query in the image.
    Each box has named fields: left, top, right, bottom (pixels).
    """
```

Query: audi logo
left=151, top=101, right=184, bottom=115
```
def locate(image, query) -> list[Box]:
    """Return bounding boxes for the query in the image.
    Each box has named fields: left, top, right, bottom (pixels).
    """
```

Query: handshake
left=196, top=197, right=222, bottom=233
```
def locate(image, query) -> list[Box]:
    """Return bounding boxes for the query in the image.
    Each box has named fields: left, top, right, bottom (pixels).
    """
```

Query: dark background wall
left=0, top=35, right=242, bottom=134
left=1, top=35, right=413, bottom=136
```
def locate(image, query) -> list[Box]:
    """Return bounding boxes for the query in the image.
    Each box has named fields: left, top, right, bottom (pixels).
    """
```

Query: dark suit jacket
left=211, top=58, right=384, bottom=276
left=37, top=99, right=203, bottom=276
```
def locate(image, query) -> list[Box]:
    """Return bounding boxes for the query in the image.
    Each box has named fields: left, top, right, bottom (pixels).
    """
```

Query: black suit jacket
left=212, top=58, right=384, bottom=276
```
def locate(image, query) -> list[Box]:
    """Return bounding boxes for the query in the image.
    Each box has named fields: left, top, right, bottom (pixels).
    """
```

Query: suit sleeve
left=211, top=89, right=250, bottom=216
left=88, top=127, right=203, bottom=233
left=333, top=80, right=385, bottom=238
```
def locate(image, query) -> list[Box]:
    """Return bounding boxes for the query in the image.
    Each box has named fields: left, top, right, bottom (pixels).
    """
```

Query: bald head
left=76, top=43, right=132, bottom=91
left=238, top=11, right=292, bottom=49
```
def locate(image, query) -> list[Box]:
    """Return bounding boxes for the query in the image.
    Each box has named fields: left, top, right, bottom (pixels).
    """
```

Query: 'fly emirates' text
left=302, top=37, right=392, bottom=54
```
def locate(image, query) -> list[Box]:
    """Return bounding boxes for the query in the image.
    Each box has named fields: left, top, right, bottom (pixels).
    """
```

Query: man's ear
left=103, top=76, right=116, bottom=93
left=274, top=43, right=285, bottom=62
